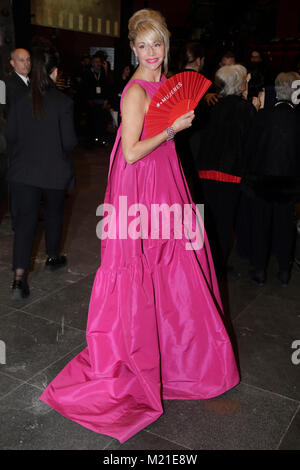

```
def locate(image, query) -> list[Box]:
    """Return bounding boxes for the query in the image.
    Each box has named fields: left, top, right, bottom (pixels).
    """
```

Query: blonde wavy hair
left=128, top=9, right=171, bottom=74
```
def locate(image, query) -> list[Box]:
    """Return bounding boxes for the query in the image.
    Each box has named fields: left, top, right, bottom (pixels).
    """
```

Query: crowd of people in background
left=54, top=50, right=134, bottom=148
left=27, top=43, right=281, bottom=150
left=1, top=37, right=300, bottom=297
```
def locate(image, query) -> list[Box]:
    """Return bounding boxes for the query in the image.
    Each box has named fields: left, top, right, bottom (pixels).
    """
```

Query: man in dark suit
left=3, top=49, right=31, bottom=226
left=4, top=48, right=31, bottom=113
left=81, top=54, right=109, bottom=147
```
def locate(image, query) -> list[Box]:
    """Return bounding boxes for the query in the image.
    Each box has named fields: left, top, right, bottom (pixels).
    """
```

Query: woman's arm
left=121, top=83, right=194, bottom=164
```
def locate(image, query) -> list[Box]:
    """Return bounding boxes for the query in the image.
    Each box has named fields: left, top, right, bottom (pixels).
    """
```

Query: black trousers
left=10, top=182, right=65, bottom=271
left=86, top=102, right=106, bottom=143
left=200, top=179, right=241, bottom=275
left=249, top=196, right=296, bottom=272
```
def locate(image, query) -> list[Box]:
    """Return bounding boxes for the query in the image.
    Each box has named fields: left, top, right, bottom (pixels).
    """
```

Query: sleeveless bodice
left=120, top=76, right=167, bottom=141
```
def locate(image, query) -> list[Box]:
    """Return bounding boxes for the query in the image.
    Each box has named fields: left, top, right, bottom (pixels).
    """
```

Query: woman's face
left=133, top=34, right=165, bottom=72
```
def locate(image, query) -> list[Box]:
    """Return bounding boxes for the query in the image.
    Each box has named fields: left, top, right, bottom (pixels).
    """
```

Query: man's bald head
left=10, top=48, right=31, bottom=77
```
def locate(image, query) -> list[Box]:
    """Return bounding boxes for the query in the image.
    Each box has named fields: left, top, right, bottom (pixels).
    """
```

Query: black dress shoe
left=250, top=269, right=266, bottom=286
left=11, top=278, right=30, bottom=299
left=45, top=255, right=67, bottom=271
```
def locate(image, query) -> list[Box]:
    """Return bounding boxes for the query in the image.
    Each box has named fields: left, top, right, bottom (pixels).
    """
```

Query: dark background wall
left=3, top=0, right=300, bottom=77
left=12, top=0, right=31, bottom=50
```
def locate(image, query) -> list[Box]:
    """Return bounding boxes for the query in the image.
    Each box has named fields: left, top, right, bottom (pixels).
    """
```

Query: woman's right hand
left=172, top=110, right=195, bottom=134
left=204, top=93, right=219, bottom=106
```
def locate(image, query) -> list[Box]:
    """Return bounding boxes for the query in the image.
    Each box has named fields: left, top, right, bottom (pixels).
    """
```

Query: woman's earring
left=135, top=55, right=139, bottom=65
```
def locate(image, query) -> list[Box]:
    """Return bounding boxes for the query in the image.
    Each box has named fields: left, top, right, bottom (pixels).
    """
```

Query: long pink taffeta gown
left=39, top=76, right=240, bottom=443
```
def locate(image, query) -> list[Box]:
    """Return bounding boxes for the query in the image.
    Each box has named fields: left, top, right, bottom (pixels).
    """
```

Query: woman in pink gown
left=39, top=9, right=240, bottom=443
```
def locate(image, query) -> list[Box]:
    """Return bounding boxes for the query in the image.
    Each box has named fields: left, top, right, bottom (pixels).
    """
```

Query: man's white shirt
left=15, top=72, right=29, bottom=86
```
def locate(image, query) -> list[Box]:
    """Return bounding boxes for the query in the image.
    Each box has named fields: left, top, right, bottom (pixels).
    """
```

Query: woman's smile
left=146, top=58, right=159, bottom=63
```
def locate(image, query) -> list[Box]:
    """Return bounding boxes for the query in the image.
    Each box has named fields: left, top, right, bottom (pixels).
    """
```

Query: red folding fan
left=145, top=71, right=211, bottom=138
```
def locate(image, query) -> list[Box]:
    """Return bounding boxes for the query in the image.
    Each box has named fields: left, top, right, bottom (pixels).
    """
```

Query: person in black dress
left=5, top=48, right=77, bottom=299
left=196, top=64, right=260, bottom=276
left=242, top=71, right=300, bottom=285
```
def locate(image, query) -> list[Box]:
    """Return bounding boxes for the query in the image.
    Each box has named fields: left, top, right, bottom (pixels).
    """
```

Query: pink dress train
left=39, top=76, right=240, bottom=443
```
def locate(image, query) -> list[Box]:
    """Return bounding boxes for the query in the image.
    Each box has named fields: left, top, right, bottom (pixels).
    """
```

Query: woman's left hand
left=172, top=111, right=195, bottom=133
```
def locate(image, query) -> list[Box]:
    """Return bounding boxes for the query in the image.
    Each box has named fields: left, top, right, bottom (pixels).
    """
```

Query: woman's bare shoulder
left=122, top=82, right=147, bottom=104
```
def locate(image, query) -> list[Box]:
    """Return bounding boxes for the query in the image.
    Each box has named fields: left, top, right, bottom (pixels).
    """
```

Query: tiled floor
left=0, top=143, right=299, bottom=450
